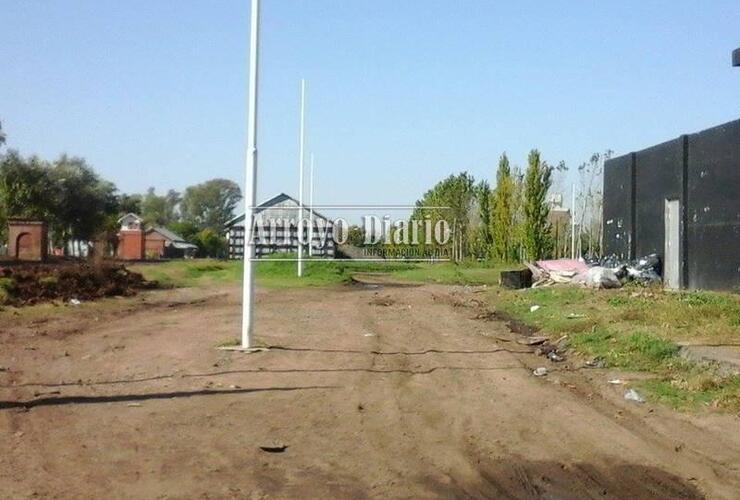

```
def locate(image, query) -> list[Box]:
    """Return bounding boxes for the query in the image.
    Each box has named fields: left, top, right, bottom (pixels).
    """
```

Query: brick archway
left=15, top=232, right=33, bottom=260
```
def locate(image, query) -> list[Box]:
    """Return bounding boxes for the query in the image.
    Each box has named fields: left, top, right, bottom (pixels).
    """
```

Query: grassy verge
left=387, top=261, right=508, bottom=286
left=128, top=257, right=509, bottom=289
left=490, top=285, right=740, bottom=412
left=128, top=258, right=421, bottom=289
left=128, top=260, right=242, bottom=288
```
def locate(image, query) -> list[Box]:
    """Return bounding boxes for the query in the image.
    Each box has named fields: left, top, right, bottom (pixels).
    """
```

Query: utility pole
left=570, top=184, right=576, bottom=259
left=308, top=153, right=314, bottom=257
left=733, top=48, right=740, bottom=67
left=241, top=0, right=260, bottom=348
left=297, top=79, right=306, bottom=277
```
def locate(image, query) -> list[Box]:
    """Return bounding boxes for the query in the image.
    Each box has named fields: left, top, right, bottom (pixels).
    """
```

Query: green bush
left=0, top=277, right=15, bottom=304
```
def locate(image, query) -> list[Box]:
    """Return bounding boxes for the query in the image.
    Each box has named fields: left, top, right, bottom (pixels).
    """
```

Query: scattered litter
left=553, top=335, right=569, bottom=348
left=0, top=366, right=7, bottom=372
left=363, top=333, right=375, bottom=337
left=566, top=313, right=586, bottom=319
left=516, top=336, right=548, bottom=346
left=587, top=253, right=662, bottom=285
left=522, top=253, right=662, bottom=289
left=624, top=388, right=645, bottom=403
left=126, top=403, right=142, bottom=407
left=533, top=367, right=548, bottom=377
left=537, top=259, right=589, bottom=274
left=582, top=267, right=621, bottom=289
left=259, top=443, right=288, bottom=453
left=69, top=299, right=81, bottom=306
left=529, top=305, right=541, bottom=313
left=547, top=351, right=565, bottom=362
left=584, top=357, right=606, bottom=368
left=229, top=384, right=241, bottom=389
left=608, top=379, right=624, bottom=385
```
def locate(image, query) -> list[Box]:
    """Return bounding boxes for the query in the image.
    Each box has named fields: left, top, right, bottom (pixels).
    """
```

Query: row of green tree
left=408, top=148, right=607, bottom=262
left=0, top=127, right=240, bottom=257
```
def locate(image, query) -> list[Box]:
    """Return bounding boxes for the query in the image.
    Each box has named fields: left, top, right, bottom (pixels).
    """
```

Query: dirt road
left=1, top=281, right=738, bottom=499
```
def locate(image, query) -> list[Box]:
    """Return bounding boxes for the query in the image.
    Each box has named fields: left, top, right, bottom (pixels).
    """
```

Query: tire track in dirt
left=0, top=281, right=737, bottom=498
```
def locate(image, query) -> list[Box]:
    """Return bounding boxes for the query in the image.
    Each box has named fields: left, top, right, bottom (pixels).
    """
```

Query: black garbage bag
left=627, top=253, right=661, bottom=283
left=585, top=253, right=662, bottom=284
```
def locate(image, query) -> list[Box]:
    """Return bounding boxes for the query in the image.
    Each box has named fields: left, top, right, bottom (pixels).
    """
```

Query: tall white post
left=241, top=0, right=260, bottom=348
left=570, top=183, right=576, bottom=260
left=308, top=153, right=314, bottom=257
left=297, top=79, right=306, bottom=277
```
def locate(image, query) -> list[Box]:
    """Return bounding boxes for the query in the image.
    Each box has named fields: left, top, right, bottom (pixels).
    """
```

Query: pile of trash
left=0, top=262, right=153, bottom=306
left=523, top=254, right=662, bottom=289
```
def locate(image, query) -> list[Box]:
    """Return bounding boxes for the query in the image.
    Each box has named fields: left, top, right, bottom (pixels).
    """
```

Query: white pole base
left=217, top=346, right=269, bottom=353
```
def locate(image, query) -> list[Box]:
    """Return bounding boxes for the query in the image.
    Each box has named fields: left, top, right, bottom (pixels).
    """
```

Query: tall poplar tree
left=522, top=149, right=553, bottom=260
left=491, top=153, right=514, bottom=260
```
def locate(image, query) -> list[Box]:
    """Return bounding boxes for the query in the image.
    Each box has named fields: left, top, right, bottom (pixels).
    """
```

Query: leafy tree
left=346, top=225, right=366, bottom=247
left=141, top=188, right=180, bottom=227
left=194, top=228, right=227, bottom=258
left=470, top=180, right=491, bottom=259
left=491, top=153, right=515, bottom=261
left=0, top=151, right=56, bottom=219
left=411, top=172, right=476, bottom=261
left=0, top=151, right=56, bottom=244
left=0, top=121, right=6, bottom=149
left=48, top=155, right=118, bottom=246
left=522, top=149, right=553, bottom=260
left=181, top=179, right=242, bottom=231
left=0, top=152, right=118, bottom=251
left=168, top=220, right=199, bottom=242
left=117, top=193, right=143, bottom=216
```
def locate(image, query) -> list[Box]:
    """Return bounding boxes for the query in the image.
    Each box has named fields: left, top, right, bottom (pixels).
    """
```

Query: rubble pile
left=506, top=254, right=663, bottom=290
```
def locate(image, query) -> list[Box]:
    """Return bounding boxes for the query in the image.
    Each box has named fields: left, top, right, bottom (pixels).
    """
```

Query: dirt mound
left=0, top=262, right=153, bottom=305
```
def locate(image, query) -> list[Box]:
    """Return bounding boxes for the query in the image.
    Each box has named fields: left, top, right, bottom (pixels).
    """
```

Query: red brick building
left=117, top=214, right=197, bottom=260
left=117, top=213, right=146, bottom=260
left=7, top=219, right=48, bottom=261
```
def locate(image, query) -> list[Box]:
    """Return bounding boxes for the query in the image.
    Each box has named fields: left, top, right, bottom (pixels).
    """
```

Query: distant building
left=145, top=226, right=198, bottom=259
left=117, top=214, right=197, bottom=260
left=547, top=195, right=572, bottom=258
left=225, top=193, right=335, bottom=260
left=6, top=219, right=48, bottom=261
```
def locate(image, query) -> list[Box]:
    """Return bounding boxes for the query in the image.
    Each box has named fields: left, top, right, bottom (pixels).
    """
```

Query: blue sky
left=1, top=0, right=738, bottom=214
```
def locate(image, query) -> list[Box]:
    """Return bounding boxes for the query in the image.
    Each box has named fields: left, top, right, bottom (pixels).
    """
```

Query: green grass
left=128, top=257, right=508, bottom=289
left=129, top=257, right=424, bottom=289
left=569, top=329, right=679, bottom=371
left=636, top=375, right=740, bottom=411
left=488, top=285, right=740, bottom=412
left=129, top=260, right=243, bottom=288
left=388, top=261, right=507, bottom=286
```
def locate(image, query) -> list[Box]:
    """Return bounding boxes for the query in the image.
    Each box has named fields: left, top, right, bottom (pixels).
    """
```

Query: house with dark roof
left=145, top=226, right=198, bottom=259
left=117, top=213, right=198, bottom=260
left=224, top=193, right=335, bottom=260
